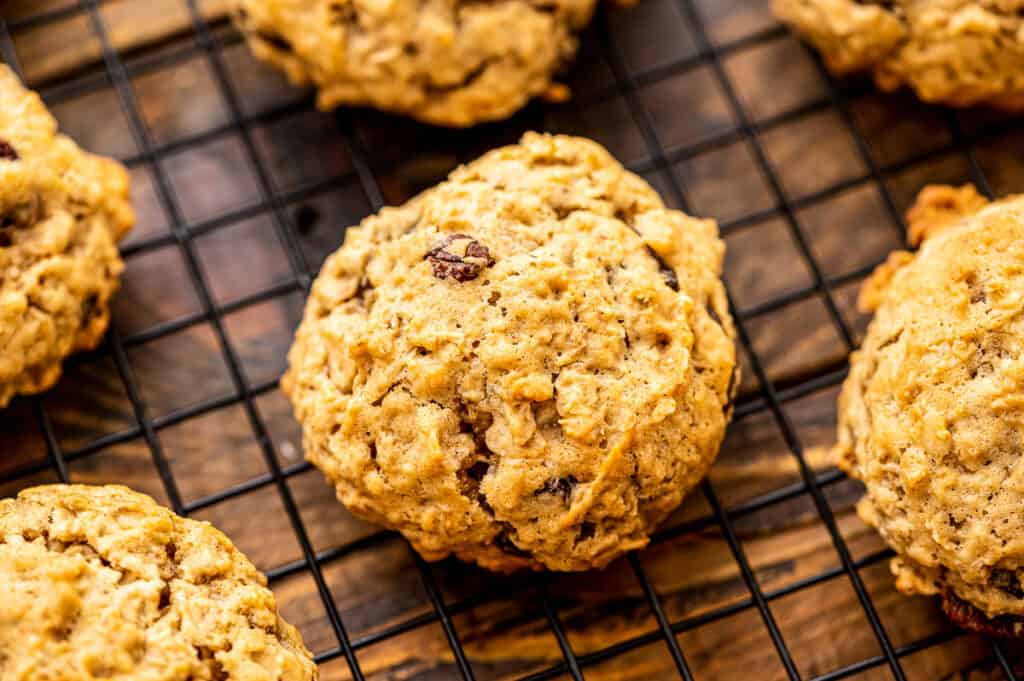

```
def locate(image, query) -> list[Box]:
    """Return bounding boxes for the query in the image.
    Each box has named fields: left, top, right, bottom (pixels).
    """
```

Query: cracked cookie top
left=0, top=484, right=318, bottom=680
left=283, top=132, right=737, bottom=572
left=836, top=185, right=1024, bottom=631
left=774, top=0, right=1024, bottom=109
left=0, top=65, right=133, bottom=408
left=232, top=0, right=597, bottom=126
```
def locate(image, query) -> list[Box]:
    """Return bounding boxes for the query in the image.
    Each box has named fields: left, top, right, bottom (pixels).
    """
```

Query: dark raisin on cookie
left=426, top=233, right=495, bottom=282
left=257, top=31, right=294, bottom=52
left=535, top=476, right=578, bottom=502
left=80, top=293, right=99, bottom=324
left=1, top=197, right=40, bottom=231
left=644, top=246, right=679, bottom=292
left=942, top=592, right=1024, bottom=639
left=0, top=138, right=18, bottom=161
left=494, top=525, right=531, bottom=558
left=991, top=569, right=1024, bottom=599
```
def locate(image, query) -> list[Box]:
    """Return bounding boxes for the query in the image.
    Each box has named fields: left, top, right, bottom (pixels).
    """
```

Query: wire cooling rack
left=2, top=1, right=1023, bottom=679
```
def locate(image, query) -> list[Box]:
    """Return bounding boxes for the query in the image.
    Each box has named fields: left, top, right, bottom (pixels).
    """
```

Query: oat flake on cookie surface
left=0, top=65, right=133, bottom=409
left=284, top=132, right=738, bottom=572
left=0, top=484, right=318, bottom=680
left=837, top=184, right=1024, bottom=638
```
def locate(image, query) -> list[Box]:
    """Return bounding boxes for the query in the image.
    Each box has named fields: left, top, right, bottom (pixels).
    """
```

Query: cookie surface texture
left=233, top=0, right=596, bottom=126
left=0, top=484, right=319, bottom=680
left=284, top=132, right=738, bottom=572
left=0, top=65, right=133, bottom=408
left=774, top=0, right=1024, bottom=108
left=836, top=184, right=1024, bottom=635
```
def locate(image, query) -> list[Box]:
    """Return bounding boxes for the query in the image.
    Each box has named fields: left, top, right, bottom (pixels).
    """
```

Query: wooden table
left=3, top=1, right=1022, bottom=679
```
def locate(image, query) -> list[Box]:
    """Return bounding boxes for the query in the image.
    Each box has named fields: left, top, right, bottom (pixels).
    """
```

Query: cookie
left=0, top=484, right=318, bottom=679
left=283, top=132, right=738, bottom=572
left=774, top=0, right=1024, bottom=109
left=0, top=65, right=133, bottom=408
left=836, top=184, right=1024, bottom=636
left=232, top=0, right=596, bottom=127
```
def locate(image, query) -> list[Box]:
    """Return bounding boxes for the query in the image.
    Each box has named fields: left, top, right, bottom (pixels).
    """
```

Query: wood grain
left=7, top=0, right=232, bottom=87
left=2, top=1, right=1022, bottom=679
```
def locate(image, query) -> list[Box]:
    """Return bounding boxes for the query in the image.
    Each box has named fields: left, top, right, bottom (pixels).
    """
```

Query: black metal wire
left=628, top=553, right=695, bottom=680
left=1, top=3, right=1017, bottom=680
left=672, top=6, right=906, bottom=677
left=594, top=17, right=804, bottom=678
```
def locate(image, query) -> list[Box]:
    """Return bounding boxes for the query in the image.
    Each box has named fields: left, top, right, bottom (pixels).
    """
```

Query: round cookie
left=0, top=484, right=318, bottom=679
left=232, top=0, right=596, bottom=127
left=774, top=0, right=1024, bottom=109
left=283, top=132, right=738, bottom=572
left=0, top=65, right=133, bottom=408
left=836, top=184, right=1024, bottom=637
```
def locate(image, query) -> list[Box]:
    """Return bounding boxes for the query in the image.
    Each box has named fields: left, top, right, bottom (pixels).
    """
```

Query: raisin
left=80, top=293, right=99, bottom=323
left=991, top=569, right=1024, bottom=599
left=352, top=277, right=374, bottom=305
left=645, top=246, right=678, bottom=291
left=257, top=31, right=293, bottom=52
left=535, top=475, right=578, bottom=503
left=465, top=460, right=489, bottom=482
left=577, top=521, right=596, bottom=541
left=458, top=456, right=492, bottom=514
left=1, top=197, right=40, bottom=231
left=0, top=231, right=11, bottom=247
left=942, top=592, right=1024, bottom=639
left=494, top=525, right=531, bottom=558
left=158, top=585, right=171, bottom=611
left=425, top=233, right=495, bottom=282
left=0, top=138, right=18, bottom=161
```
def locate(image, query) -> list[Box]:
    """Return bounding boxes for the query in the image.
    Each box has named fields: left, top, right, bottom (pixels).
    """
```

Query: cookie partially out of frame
left=232, top=0, right=597, bottom=127
left=836, top=184, right=1024, bottom=637
left=0, top=65, right=133, bottom=408
left=284, top=132, right=738, bottom=572
left=0, top=484, right=319, bottom=680
left=774, top=0, right=1024, bottom=109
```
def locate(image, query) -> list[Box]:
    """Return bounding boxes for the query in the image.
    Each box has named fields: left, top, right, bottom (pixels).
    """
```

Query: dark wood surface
left=3, top=1, right=1024, bottom=678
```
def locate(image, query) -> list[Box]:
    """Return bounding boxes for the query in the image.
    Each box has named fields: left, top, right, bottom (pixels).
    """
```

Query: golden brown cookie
left=232, top=0, right=597, bottom=127
left=0, top=65, right=133, bottom=408
left=0, top=484, right=318, bottom=679
left=774, top=0, right=1024, bottom=109
left=836, top=184, right=1024, bottom=637
left=283, top=132, right=738, bottom=572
